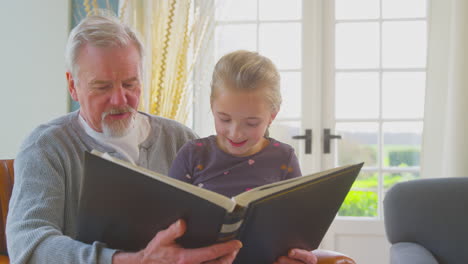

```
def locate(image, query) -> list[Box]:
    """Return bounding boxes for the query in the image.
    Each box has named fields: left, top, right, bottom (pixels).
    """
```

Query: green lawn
left=338, top=161, right=419, bottom=217
left=336, top=139, right=422, bottom=216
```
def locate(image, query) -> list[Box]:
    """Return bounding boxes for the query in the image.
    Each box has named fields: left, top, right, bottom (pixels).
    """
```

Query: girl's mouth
left=228, top=139, right=247, bottom=147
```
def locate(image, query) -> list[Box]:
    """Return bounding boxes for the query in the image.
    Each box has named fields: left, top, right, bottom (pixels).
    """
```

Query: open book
left=77, top=150, right=363, bottom=264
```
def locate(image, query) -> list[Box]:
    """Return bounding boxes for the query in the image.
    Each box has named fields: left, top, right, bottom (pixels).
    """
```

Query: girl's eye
left=247, top=123, right=260, bottom=127
left=220, top=119, right=230, bottom=123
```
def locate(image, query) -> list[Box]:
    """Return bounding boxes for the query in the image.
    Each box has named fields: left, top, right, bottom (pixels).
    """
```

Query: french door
left=195, top=1, right=428, bottom=263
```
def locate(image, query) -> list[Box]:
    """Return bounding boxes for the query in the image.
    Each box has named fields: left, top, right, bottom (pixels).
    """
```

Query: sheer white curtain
left=421, top=0, right=468, bottom=178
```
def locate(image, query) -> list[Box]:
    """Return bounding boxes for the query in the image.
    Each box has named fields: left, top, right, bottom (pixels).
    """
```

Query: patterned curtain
left=119, top=0, right=215, bottom=124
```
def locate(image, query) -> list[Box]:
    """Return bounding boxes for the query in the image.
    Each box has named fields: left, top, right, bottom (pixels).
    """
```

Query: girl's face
left=211, top=87, right=277, bottom=157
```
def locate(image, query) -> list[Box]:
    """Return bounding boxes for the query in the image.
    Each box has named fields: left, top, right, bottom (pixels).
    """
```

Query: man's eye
left=123, top=83, right=135, bottom=89
left=96, top=85, right=111, bottom=90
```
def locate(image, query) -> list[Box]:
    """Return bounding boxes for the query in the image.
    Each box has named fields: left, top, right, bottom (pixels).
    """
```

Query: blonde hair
left=65, top=11, right=144, bottom=78
left=210, top=50, right=282, bottom=113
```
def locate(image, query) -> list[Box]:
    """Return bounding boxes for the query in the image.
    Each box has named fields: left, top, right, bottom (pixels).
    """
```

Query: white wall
left=0, top=1, right=71, bottom=158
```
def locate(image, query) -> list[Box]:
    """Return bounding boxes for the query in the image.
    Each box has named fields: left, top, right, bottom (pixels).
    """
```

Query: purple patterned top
left=169, top=135, right=302, bottom=197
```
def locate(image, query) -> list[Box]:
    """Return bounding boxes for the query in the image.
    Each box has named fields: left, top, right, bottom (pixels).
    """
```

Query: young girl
left=169, top=50, right=317, bottom=263
left=169, top=50, right=301, bottom=197
left=169, top=50, right=317, bottom=264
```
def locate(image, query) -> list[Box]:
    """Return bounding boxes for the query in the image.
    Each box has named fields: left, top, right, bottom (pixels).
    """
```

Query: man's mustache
left=102, top=107, right=135, bottom=119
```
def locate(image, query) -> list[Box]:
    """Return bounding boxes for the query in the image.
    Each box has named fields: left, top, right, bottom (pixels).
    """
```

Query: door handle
left=292, top=129, right=312, bottom=154
left=324, top=128, right=341, bottom=154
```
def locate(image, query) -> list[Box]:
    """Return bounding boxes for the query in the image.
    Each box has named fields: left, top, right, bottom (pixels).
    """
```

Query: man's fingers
left=145, top=222, right=241, bottom=264
left=152, top=219, right=187, bottom=246
left=220, top=250, right=239, bottom=264
left=204, top=249, right=239, bottom=264
left=187, top=240, right=242, bottom=263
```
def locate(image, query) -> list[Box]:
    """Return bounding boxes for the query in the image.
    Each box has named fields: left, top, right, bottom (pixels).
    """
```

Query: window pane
left=382, top=21, right=427, bottom=68
left=215, top=0, right=257, bottom=21
left=335, top=0, right=380, bottom=20
left=336, top=72, right=379, bottom=119
left=339, top=171, right=378, bottom=217
left=259, top=0, right=302, bottom=20
left=215, top=24, right=257, bottom=60
left=382, top=0, right=427, bottom=19
left=278, top=72, right=301, bottom=119
left=382, top=72, right=426, bottom=118
left=336, top=22, right=380, bottom=69
left=336, top=122, right=378, bottom=167
left=259, top=23, right=301, bottom=69
left=383, top=171, right=419, bottom=194
left=382, top=122, right=423, bottom=168
left=269, top=121, right=301, bottom=158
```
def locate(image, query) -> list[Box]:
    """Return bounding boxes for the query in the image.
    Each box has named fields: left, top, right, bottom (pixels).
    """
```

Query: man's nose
left=109, top=86, right=127, bottom=105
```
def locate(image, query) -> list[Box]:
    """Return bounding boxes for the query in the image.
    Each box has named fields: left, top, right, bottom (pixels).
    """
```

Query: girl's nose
left=229, top=124, right=243, bottom=140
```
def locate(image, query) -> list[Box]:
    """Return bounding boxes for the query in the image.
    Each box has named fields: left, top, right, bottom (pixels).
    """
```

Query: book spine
left=216, top=206, right=246, bottom=242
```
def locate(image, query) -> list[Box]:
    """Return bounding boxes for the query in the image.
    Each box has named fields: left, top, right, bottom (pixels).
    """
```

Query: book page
left=232, top=165, right=352, bottom=207
left=91, top=150, right=237, bottom=212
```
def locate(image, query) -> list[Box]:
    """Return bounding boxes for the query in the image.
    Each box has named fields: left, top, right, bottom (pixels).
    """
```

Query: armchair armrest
left=314, top=249, right=356, bottom=264
left=0, top=255, right=9, bottom=264
left=390, top=242, right=438, bottom=264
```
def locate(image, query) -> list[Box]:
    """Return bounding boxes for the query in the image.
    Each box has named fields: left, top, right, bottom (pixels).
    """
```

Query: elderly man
left=6, top=13, right=317, bottom=264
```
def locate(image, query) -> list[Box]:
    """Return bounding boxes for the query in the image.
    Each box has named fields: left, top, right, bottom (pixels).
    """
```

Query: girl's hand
left=273, top=248, right=318, bottom=264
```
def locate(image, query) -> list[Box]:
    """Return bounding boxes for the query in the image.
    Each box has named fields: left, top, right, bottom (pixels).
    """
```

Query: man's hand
left=274, top=248, right=318, bottom=264
left=112, top=219, right=242, bottom=264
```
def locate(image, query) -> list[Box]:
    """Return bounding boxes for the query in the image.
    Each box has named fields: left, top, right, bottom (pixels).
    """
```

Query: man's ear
left=66, top=72, right=79, bottom=102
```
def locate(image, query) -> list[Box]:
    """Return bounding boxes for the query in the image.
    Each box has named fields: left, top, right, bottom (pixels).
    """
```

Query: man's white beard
left=101, top=107, right=137, bottom=137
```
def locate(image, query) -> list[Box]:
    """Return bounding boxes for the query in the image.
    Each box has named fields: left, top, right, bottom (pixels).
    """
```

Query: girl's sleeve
left=285, top=149, right=302, bottom=180
left=168, top=142, right=193, bottom=183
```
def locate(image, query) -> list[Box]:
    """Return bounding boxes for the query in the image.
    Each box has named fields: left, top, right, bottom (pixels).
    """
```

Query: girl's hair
left=65, top=10, right=144, bottom=78
left=210, top=50, right=282, bottom=113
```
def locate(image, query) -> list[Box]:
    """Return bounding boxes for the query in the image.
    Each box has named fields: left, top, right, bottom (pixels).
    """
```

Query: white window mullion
left=378, top=0, right=384, bottom=219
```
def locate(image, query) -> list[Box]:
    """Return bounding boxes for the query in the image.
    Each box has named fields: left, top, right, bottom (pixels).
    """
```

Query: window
left=331, top=0, right=428, bottom=217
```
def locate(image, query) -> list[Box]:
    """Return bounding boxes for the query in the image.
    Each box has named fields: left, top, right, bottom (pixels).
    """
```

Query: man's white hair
left=64, top=10, right=144, bottom=78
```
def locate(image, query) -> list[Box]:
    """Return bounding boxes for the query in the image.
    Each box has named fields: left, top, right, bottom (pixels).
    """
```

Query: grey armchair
left=383, top=178, right=468, bottom=264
